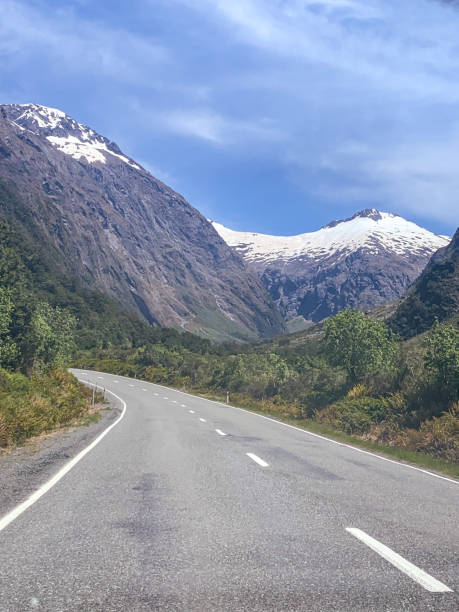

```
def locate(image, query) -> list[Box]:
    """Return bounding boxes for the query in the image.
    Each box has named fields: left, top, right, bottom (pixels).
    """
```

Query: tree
left=27, top=302, right=76, bottom=372
left=423, top=322, right=459, bottom=403
left=0, top=288, right=17, bottom=368
left=322, top=309, right=398, bottom=385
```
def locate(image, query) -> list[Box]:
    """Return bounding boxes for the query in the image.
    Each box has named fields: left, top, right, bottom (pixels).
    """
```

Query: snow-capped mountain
left=0, top=103, right=283, bottom=341
left=6, top=103, right=141, bottom=168
left=213, top=210, right=450, bottom=323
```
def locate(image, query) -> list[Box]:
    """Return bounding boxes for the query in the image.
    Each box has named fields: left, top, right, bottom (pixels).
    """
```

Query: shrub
left=317, top=395, right=388, bottom=434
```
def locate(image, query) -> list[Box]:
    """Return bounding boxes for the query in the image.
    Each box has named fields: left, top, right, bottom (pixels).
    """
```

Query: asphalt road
left=0, top=369, right=457, bottom=611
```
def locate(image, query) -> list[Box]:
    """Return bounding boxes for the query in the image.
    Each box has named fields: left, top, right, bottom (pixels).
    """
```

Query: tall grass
left=0, top=368, right=92, bottom=448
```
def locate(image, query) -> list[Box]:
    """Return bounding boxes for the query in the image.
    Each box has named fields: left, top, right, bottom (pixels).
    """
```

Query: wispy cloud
left=161, top=109, right=284, bottom=145
left=0, top=0, right=168, bottom=84
left=175, top=0, right=459, bottom=101
left=306, top=133, right=459, bottom=226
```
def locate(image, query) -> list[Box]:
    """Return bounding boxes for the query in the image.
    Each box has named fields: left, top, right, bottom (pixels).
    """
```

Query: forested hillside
left=390, top=228, right=459, bottom=338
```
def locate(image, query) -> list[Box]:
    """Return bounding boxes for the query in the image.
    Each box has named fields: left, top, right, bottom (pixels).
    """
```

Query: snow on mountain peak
left=14, top=104, right=67, bottom=129
left=3, top=103, right=140, bottom=170
left=212, top=212, right=449, bottom=268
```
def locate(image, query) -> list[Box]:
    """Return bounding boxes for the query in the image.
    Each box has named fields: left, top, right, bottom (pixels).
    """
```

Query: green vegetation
left=76, top=313, right=458, bottom=468
left=390, top=228, right=458, bottom=338
left=323, top=309, right=398, bottom=384
left=0, top=368, right=94, bottom=447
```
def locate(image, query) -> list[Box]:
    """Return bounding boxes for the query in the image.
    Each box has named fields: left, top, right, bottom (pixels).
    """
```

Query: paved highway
left=0, top=369, right=457, bottom=611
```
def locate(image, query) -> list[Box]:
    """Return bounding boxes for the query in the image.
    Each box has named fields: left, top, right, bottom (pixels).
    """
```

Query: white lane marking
left=246, top=453, right=269, bottom=467
left=199, top=418, right=207, bottom=423
left=113, top=380, right=119, bottom=383
left=154, top=393, right=158, bottom=396
left=163, top=396, right=168, bottom=400
left=75, top=372, right=458, bottom=485
left=128, top=384, right=134, bottom=387
left=216, top=429, right=227, bottom=436
left=346, top=528, right=453, bottom=593
left=0, top=383, right=127, bottom=535
left=172, top=400, right=177, bottom=404
left=189, top=410, right=195, bottom=414
left=181, top=404, right=186, bottom=408
left=97, top=376, right=103, bottom=379
left=142, top=388, right=147, bottom=391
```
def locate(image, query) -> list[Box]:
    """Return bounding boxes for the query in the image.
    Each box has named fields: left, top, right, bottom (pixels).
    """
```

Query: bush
left=406, top=404, right=459, bottom=462
left=317, top=395, right=388, bottom=435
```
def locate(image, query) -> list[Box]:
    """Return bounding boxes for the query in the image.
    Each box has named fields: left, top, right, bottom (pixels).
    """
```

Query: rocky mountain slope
left=213, top=210, right=449, bottom=324
left=0, top=104, right=283, bottom=341
left=390, top=227, right=459, bottom=337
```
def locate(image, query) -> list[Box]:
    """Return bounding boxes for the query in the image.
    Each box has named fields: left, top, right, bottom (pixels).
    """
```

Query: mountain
left=212, top=210, right=449, bottom=324
left=390, top=227, right=459, bottom=337
left=0, top=104, right=283, bottom=342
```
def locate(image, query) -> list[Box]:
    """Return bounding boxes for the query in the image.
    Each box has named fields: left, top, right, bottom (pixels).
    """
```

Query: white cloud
left=161, top=109, right=285, bottom=146
left=174, top=0, right=459, bottom=101
left=310, top=135, right=459, bottom=226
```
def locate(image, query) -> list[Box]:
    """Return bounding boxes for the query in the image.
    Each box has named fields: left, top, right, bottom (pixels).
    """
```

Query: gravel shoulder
left=0, top=394, right=122, bottom=518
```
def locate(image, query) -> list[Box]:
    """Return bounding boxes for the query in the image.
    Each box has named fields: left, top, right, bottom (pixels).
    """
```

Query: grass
left=0, top=369, right=104, bottom=449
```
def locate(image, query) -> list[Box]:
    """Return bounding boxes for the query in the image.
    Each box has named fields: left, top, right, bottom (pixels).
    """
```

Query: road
left=0, top=369, right=457, bottom=611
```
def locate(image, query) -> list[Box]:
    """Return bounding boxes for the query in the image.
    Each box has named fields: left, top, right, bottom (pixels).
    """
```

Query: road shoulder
left=0, top=396, right=122, bottom=518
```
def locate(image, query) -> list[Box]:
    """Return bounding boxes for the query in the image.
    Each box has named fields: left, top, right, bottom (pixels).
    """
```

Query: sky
left=1, top=0, right=458, bottom=236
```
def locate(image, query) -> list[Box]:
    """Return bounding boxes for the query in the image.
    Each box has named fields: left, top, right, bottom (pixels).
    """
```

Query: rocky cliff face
left=0, top=104, right=283, bottom=341
left=213, top=210, right=449, bottom=324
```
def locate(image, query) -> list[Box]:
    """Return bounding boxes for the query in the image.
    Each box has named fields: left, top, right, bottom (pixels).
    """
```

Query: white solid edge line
left=0, top=382, right=127, bottom=535
left=199, top=418, right=207, bottom=422
left=346, top=528, right=453, bottom=593
left=216, top=429, right=227, bottom=436
left=74, top=371, right=458, bottom=485
left=246, top=452, right=269, bottom=467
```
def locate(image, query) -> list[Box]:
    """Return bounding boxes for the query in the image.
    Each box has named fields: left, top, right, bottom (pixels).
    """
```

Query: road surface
left=0, top=369, right=457, bottom=611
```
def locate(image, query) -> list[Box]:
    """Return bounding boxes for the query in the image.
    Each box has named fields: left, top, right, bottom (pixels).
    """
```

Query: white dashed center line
left=97, top=376, right=103, bottom=379
left=189, top=410, right=195, bottom=414
left=142, top=388, right=147, bottom=391
left=129, top=384, right=134, bottom=387
left=199, top=418, right=207, bottom=423
left=346, top=528, right=453, bottom=593
left=215, top=429, right=227, bottom=436
left=163, top=397, right=168, bottom=400
left=181, top=404, right=186, bottom=408
left=246, top=453, right=269, bottom=467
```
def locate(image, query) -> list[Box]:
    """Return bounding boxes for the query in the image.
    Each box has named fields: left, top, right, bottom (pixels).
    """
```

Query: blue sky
left=1, top=0, right=458, bottom=236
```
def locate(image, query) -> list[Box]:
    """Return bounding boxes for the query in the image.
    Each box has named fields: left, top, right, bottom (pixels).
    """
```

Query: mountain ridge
left=212, top=210, right=449, bottom=323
